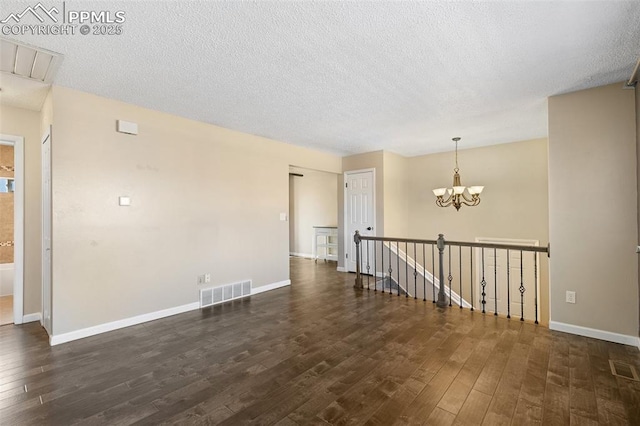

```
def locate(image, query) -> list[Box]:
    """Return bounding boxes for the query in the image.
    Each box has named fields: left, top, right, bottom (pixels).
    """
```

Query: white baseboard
left=550, top=321, right=640, bottom=348
left=251, top=279, right=291, bottom=295
left=49, top=302, right=200, bottom=346
left=336, top=266, right=347, bottom=272
left=48, top=278, right=294, bottom=346
left=289, top=252, right=314, bottom=259
left=22, top=312, right=41, bottom=323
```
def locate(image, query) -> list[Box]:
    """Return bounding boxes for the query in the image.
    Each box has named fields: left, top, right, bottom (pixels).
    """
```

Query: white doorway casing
left=42, top=127, right=52, bottom=335
left=344, top=169, right=376, bottom=273
left=0, top=134, right=24, bottom=325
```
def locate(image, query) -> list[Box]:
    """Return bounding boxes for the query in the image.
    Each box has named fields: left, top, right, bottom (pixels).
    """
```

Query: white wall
left=48, top=86, right=341, bottom=336
left=548, top=82, right=638, bottom=340
left=289, top=168, right=338, bottom=257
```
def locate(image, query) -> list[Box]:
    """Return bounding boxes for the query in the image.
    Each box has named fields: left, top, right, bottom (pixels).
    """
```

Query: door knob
left=366, top=227, right=373, bottom=231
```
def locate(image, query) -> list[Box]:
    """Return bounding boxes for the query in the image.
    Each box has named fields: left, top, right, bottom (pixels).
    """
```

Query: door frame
left=0, top=134, right=25, bottom=325
left=474, top=237, right=540, bottom=319
left=343, top=168, right=376, bottom=272
left=41, top=127, right=52, bottom=334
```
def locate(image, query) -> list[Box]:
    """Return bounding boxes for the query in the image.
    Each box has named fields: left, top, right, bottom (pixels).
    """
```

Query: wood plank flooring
left=1, top=257, right=640, bottom=425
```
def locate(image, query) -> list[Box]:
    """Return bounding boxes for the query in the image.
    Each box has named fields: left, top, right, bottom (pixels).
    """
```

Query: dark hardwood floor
left=1, top=257, right=640, bottom=425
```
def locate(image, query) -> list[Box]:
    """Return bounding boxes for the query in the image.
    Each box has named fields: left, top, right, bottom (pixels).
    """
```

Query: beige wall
left=549, top=82, right=638, bottom=337
left=49, top=86, right=341, bottom=335
left=288, top=168, right=338, bottom=256
left=383, top=151, right=409, bottom=238
left=0, top=104, right=42, bottom=315
left=636, top=86, right=640, bottom=337
left=408, top=138, right=550, bottom=324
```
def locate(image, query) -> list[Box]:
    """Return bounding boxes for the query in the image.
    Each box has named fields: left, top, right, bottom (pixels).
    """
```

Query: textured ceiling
left=1, top=1, right=639, bottom=156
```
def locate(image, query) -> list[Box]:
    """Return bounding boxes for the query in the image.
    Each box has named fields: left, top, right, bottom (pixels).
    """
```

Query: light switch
left=280, top=213, right=288, bottom=221
left=119, top=196, right=131, bottom=206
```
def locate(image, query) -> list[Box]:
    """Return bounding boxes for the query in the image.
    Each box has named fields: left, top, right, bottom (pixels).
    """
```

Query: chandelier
left=432, top=137, right=484, bottom=211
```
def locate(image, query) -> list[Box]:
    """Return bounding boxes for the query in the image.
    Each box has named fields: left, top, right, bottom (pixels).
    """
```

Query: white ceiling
left=1, top=1, right=639, bottom=156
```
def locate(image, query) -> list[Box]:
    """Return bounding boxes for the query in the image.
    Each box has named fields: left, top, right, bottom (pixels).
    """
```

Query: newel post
left=354, top=231, right=363, bottom=289
left=436, top=234, right=447, bottom=307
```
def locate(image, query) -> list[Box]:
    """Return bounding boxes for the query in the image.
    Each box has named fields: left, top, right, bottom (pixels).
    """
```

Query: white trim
left=343, top=168, right=376, bottom=273
left=251, top=279, right=291, bottom=295
left=0, top=134, right=24, bottom=325
left=49, top=302, right=200, bottom=346
left=22, top=312, right=41, bottom=323
left=549, top=321, right=640, bottom=348
left=336, top=266, right=347, bottom=272
left=41, top=127, right=52, bottom=334
left=289, top=252, right=314, bottom=259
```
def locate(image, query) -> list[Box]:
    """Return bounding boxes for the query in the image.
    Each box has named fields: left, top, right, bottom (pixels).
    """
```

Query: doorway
left=0, top=134, right=24, bottom=326
left=289, top=166, right=339, bottom=261
left=344, top=169, right=376, bottom=273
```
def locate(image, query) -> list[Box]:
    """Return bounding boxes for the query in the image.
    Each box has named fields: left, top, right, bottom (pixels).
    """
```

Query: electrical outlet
left=205, top=273, right=211, bottom=283
left=197, top=275, right=205, bottom=285
left=566, top=291, right=576, bottom=304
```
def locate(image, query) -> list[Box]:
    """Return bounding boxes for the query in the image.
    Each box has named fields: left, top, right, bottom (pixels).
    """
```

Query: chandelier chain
left=454, top=138, right=459, bottom=172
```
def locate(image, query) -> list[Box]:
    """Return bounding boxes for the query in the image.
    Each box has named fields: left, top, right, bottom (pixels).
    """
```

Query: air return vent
left=200, top=280, right=252, bottom=308
left=609, top=360, right=640, bottom=381
left=0, top=37, right=63, bottom=83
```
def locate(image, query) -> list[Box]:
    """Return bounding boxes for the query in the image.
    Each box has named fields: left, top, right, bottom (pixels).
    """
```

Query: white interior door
left=42, top=128, right=52, bottom=334
left=477, top=238, right=539, bottom=321
left=345, top=170, right=375, bottom=273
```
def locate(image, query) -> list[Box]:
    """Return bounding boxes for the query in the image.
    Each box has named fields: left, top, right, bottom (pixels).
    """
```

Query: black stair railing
left=354, top=231, right=549, bottom=324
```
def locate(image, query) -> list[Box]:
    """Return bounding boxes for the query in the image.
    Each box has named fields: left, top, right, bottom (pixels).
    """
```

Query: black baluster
left=519, top=249, right=525, bottom=321
left=422, top=243, right=426, bottom=301
left=405, top=242, right=409, bottom=298
left=397, top=243, right=401, bottom=297
left=507, top=249, right=511, bottom=319
left=481, top=248, right=486, bottom=314
left=459, top=246, right=463, bottom=308
left=374, top=241, right=377, bottom=292
left=381, top=242, right=385, bottom=293
left=413, top=242, right=417, bottom=299
left=359, top=239, right=364, bottom=288
left=366, top=240, right=370, bottom=290
left=534, top=252, right=539, bottom=324
left=448, top=245, right=452, bottom=306
left=432, top=244, right=436, bottom=303
left=494, top=248, right=498, bottom=316
left=470, top=247, right=474, bottom=311
left=389, top=241, right=393, bottom=297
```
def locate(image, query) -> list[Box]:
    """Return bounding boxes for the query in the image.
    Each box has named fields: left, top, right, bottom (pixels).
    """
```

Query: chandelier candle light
left=432, top=137, right=484, bottom=211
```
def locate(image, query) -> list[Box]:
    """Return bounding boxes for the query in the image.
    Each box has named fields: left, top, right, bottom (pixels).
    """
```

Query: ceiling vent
left=0, top=37, right=62, bottom=84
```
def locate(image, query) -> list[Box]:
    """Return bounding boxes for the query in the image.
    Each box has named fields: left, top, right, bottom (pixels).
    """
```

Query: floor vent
left=609, top=360, right=640, bottom=381
left=200, top=280, right=252, bottom=308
